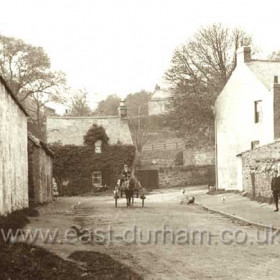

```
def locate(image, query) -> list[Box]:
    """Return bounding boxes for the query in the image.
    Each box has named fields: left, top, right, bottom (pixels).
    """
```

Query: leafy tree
left=0, top=34, right=66, bottom=128
left=125, top=90, right=151, bottom=117
left=165, top=23, right=251, bottom=146
left=94, top=94, right=120, bottom=116
left=67, top=89, right=92, bottom=116
left=268, top=51, right=280, bottom=61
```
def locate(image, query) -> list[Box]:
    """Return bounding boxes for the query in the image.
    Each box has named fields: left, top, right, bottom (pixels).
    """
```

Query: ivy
left=49, top=142, right=136, bottom=196
left=83, top=124, right=109, bottom=150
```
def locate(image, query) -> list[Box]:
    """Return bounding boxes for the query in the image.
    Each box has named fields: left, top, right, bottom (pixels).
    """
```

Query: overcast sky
left=1, top=0, right=280, bottom=108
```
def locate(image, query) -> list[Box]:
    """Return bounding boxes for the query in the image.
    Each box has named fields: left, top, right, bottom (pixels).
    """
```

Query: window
left=251, top=141, right=260, bottom=149
left=254, top=101, right=262, bottom=123
left=92, top=171, right=102, bottom=186
left=95, top=140, right=102, bottom=153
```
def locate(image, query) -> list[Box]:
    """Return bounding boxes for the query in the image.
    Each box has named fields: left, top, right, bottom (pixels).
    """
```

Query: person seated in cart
left=119, top=164, right=131, bottom=196
left=120, top=164, right=131, bottom=185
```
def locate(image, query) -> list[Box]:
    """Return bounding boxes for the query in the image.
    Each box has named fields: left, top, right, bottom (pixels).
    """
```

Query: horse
left=121, top=176, right=146, bottom=207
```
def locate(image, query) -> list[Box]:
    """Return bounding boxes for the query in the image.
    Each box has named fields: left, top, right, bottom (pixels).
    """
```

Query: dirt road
left=26, top=187, right=280, bottom=280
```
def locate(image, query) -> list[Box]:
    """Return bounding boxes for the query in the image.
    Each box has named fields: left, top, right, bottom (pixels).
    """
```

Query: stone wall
left=241, top=141, right=280, bottom=199
left=0, top=78, right=28, bottom=216
left=159, top=165, right=215, bottom=188
left=28, top=135, right=53, bottom=204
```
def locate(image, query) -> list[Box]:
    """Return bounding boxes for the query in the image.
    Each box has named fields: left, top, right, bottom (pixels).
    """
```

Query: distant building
left=148, top=85, right=172, bottom=116
left=215, top=44, right=280, bottom=190
left=46, top=102, right=133, bottom=145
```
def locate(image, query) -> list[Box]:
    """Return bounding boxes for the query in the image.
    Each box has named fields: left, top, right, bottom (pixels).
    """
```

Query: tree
left=165, top=23, right=251, bottom=146
left=0, top=34, right=66, bottom=128
left=125, top=90, right=151, bottom=117
left=67, top=89, right=92, bottom=116
left=94, top=94, right=120, bottom=116
left=128, top=116, right=149, bottom=154
left=268, top=51, right=280, bottom=61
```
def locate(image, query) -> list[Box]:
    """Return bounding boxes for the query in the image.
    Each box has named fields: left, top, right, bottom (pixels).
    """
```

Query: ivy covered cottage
left=46, top=102, right=135, bottom=195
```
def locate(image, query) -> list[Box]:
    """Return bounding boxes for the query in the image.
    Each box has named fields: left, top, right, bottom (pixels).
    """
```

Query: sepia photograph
left=1, top=0, right=280, bottom=279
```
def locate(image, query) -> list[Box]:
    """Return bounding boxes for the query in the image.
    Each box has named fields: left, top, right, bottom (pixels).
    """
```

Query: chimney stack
left=118, top=100, right=127, bottom=120
left=273, top=76, right=280, bottom=139
left=236, top=43, right=251, bottom=65
left=155, top=84, right=160, bottom=91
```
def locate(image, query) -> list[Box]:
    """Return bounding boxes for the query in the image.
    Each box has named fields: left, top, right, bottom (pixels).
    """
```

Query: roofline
left=47, top=115, right=121, bottom=120
left=236, top=139, right=280, bottom=157
left=0, top=75, right=29, bottom=117
left=248, top=59, right=280, bottom=63
left=150, top=97, right=173, bottom=101
left=28, top=133, right=54, bottom=158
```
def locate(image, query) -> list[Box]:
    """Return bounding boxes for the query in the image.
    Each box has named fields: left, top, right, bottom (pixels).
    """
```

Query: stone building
left=28, top=122, right=54, bottom=205
left=238, top=141, right=280, bottom=199
left=0, top=76, right=29, bottom=215
left=215, top=44, right=280, bottom=190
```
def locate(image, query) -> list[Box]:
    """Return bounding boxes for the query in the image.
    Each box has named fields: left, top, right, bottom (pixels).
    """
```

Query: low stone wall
left=159, top=165, right=215, bottom=188
left=241, top=141, right=280, bottom=199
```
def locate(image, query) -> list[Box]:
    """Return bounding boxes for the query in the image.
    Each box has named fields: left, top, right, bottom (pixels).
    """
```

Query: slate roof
left=46, top=116, right=133, bottom=146
left=247, top=60, right=280, bottom=89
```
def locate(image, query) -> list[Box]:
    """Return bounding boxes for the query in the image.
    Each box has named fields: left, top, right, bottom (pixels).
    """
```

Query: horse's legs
left=126, top=192, right=130, bottom=207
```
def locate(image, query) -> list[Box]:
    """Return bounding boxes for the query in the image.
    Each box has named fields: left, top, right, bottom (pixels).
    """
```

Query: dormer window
left=254, top=100, right=262, bottom=123
left=95, top=140, right=102, bottom=153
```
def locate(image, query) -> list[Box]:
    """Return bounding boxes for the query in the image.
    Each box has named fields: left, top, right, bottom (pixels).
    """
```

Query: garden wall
left=159, top=165, right=215, bottom=188
left=240, top=140, right=280, bottom=199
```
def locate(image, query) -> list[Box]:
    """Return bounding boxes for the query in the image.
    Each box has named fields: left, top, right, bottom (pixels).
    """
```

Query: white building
left=215, top=45, right=280, bottom=190
left=148, top=85, right=172, bottom=116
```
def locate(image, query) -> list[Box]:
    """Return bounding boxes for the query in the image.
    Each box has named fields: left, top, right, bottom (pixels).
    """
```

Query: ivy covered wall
left=50, top=143, right=136, bottom=195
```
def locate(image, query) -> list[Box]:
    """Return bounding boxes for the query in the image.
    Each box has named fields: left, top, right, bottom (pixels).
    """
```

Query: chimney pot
left=118, top=100, right=127, bottom=119
left=274, top=76, right=278, bottom=84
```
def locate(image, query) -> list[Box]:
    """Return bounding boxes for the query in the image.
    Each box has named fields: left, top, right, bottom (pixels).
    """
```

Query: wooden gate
left=135, top=169, right=159, bottom=190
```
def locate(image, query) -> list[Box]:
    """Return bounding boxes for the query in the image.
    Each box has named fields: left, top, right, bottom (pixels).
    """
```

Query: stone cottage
left=0, top=76, right=29, bottom=215
left=46, top=104, right=134, bottom=191
left=215, top=44, right=280, bottom=190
